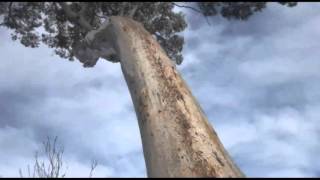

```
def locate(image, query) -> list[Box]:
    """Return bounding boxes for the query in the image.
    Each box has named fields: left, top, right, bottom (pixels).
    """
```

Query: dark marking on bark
left=136, top=88, right=151, bottom=126
left=214, top=152, right=225, bottom=167
left=146, top=38, right=151, bottom=44
left=179, top=117, right=191, bottom=129
left=122, top=25, right=128, bottom=32
left=139, top=29, right=220, bottom=176
left=192, top=150, right=217, bottom=177
left=116, top=17, right=241, bottom=177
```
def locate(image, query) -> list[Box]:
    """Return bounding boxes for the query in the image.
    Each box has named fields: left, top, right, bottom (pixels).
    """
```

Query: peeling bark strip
left=109, top=16, right=244, bottom=177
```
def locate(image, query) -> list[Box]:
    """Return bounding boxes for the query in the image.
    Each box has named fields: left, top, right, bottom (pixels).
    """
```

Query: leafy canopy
left=0, top=2, right=297, bottom=66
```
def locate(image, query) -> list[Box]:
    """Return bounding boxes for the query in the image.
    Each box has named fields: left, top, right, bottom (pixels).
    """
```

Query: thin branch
left=89, top=160, right=98, bottom=178
left=204, top=16, right=211, bottom=26
left=8, top=2, right=13, bottom=16
left=172, top=2, right=202, bottom=14
left=4, top=2, right=14, bottom=26
left=94, top=13, right=107, bottom=19
left=95, top=13, right=107, bottom=19
left=60, top=2, right=77, bottom=18
left=172, top=2, right=211, bottom=25
left=128, top=4, right=139, bottom=18
left=32, top=160, right=36, bottom=177
left=27, top=165, right=31, bottom=177
left=19, top=168, right=23, bottom=178
left=119, top=2, right=126, bottom=16
left=18, top=136, right=97, bottom=178
left=154, top=33, right=166, bottom=43
left=59, top=2, right=93, bottom=31
left=79, top=2, right=88, bottom=16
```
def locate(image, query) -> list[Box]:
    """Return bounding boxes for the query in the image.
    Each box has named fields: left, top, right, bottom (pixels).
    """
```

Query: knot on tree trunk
left=72, top=19, right=120, bottom=67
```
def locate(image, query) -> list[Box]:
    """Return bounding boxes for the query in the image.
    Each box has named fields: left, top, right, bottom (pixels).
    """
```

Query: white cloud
left=179, top=2, right=320, bottom=177
left=1, top=2, right=320, bottom=178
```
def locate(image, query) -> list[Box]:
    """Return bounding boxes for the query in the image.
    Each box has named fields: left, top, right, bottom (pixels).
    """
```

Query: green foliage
left=198, top=2, right=297, bottom=20
left=0, top=2, right=297, bottom=65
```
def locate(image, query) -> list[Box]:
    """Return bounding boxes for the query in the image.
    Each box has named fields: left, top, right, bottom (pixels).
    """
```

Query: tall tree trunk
left=109, top=16, right=244, bottom=177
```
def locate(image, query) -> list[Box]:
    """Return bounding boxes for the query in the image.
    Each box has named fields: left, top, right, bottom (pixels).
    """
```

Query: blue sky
left=1, top=2, right=320, bottom=177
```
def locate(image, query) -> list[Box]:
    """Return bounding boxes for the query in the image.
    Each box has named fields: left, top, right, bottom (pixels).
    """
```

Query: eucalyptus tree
left=0, top=2, right=297, bottom=177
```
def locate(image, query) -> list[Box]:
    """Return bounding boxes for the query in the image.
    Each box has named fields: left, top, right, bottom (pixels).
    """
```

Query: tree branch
left=128, top=4, right=139, bottom=18
left=60, top=2, right=77, bottom=18
left=6, top=2, right=14, bottom=24
left=59, top=2, right=93, bottom=31
left=79, top=2, right=88, bottom=16
left=154, top=32, right=167, bottom=43
left=119, top=2, right=126, bottom=16
left=95, top=13, right=108, bottom=20
left=89, top=160, right=98, bottom=178
left=172, top=2, right=202, bottom=14
left=8, top=2, right=13, bottom=16
left=172, top=2, right=211, bottom=25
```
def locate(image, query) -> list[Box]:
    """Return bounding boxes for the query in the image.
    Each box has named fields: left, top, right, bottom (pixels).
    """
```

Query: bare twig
left=19, top=136, right=66, bottom=178
left=119, top=2, right=127, bottom=16
left=19, top=168, right=23, bottom=178
left=95, top=13, right=107, bottom=19
left=172, top=2, right=211, bottom=25
left=89, top=160, right=98, bottom=178
left=154, top=33, right=166, bottom=42
left=172, top=2, right=202, bottom=14
left=128, top=4, right=139, bottom=18
left=5, top=2, right=14, bottom=25
left=8, top=2, right=13, bottom=16
left=27, top=165, right=31, bottom=177
left=18, top=136, right=97, bottom=178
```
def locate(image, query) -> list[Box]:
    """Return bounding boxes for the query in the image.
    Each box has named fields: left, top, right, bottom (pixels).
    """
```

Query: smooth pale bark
left=108, top=16, right=244, bottom=177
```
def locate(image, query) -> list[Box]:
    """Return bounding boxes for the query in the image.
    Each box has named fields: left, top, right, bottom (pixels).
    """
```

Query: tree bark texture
left=109, top=16, right=245, bottom=177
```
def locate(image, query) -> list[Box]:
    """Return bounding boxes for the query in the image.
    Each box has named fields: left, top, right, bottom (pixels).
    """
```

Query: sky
left=0, top=2, right=320, bottom=177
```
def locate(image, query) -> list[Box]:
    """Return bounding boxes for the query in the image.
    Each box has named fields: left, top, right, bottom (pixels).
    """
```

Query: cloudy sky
left=1, top=2, right=320, bottom=177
